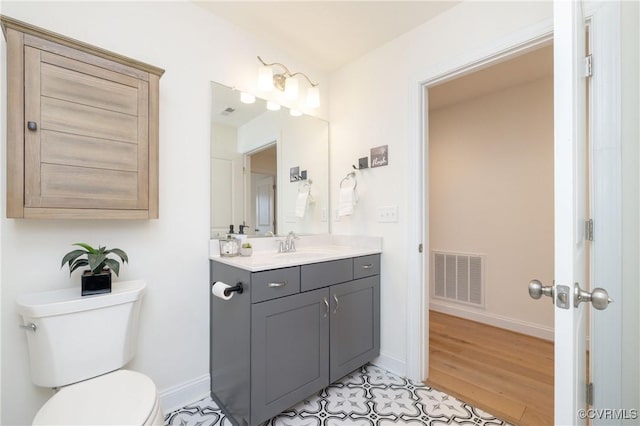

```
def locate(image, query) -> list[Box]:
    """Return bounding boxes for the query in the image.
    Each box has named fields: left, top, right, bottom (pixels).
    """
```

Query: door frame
left=407, top=18, right=554, bottom=381
left=407, top=1, right=623, bottom=419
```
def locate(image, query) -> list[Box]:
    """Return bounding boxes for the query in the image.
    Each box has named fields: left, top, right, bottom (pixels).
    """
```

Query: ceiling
left=429, top=44, right=554, bottom=110
left=195, top=1, right=460, bottom=72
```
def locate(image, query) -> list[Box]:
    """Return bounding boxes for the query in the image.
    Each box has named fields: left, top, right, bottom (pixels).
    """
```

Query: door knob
left=574, top=282, right=613, bottom=310
left=529, top=279, right=554, bottom=302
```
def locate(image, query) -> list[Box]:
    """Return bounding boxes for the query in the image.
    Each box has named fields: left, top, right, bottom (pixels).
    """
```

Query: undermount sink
left=275, top=247, right=342, bottom=258
left=274, top=251, right=330, bottom=260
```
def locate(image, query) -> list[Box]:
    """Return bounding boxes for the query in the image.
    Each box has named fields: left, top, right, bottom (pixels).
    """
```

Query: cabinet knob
left=27, top=121, right=38, bottom=131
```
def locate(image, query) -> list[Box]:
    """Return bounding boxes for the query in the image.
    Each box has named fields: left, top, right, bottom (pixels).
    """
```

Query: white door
left=553, top=1, right=589, bottom=424
left=551, top=1, right=615, bottom=424
left=254, top=175, right=275, bottom=235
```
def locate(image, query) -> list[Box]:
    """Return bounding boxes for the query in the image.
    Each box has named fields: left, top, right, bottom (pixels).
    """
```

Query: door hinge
left=584, top=54, right=593, bottom=77
left=418, top=243, right=423, bottom=253
left=585, top=219, right=594, bottom=241
left=587, top=382, right=594, bottom=405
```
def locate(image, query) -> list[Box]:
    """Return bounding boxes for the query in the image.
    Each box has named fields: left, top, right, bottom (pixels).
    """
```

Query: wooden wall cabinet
left=1, top=16, right=164, bottom=219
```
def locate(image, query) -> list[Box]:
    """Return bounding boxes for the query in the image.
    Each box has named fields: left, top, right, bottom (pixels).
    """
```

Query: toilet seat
left=33, top=370, right=163, bottom=426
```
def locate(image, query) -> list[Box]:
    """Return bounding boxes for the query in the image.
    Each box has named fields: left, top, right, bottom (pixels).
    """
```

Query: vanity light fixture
left=257, top=56, right=320, bottom=108
left=266, top=101, right=281, bottom=111
left=240, top=92, right=256, bottom=104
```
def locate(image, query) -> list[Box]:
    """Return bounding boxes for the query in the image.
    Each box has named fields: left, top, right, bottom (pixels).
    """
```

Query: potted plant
left=61, top=243, right=128, bottom=296
left=240, top=242, right=253, bottom=257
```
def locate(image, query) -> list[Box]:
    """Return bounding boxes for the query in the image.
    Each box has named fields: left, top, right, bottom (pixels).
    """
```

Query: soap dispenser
left=219, top=234, right=240, bottom=257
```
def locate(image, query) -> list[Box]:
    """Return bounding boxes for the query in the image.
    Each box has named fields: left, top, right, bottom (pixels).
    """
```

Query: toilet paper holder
left=223, top=282, right=243, bottom=297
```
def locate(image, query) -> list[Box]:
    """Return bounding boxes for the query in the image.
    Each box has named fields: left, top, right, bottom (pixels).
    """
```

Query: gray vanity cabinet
left=329, top=276, right=380, bottom=383
left=210, top=253, right=380, bottom=426
left=250, top=288, right=329, bottom=423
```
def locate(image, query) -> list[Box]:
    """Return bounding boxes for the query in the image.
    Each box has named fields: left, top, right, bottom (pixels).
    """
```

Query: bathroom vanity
left=209, top=239, right=381, bottom=426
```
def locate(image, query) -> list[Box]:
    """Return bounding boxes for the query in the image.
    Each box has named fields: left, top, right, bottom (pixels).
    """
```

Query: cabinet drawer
left=301, top=259, right=353, bottom=292
left=353, top=255, right=380, bottom=279
left=251, top=267, right=300, bottom=303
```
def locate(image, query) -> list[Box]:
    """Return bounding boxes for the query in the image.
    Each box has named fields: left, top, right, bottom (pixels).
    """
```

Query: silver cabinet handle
left=268, top=281, right=287, bottom=288
left=323, top=297, right=329, bottom=318
left=19, top=323, right=37, bottom=332
left=333, top=294, right=339, bottom=314
left=362, top=264, right=373, bottom=270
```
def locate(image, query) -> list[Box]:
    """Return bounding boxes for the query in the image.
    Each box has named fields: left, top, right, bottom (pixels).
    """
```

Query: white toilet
left=16, top=280, right=164, bottom=425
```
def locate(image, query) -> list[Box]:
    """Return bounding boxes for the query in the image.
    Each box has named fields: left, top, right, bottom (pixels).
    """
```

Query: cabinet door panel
left=41, top=62, right=138, bottom=115
left=251, top=288, right=329, bottom=425
left=40, top=164, right=138, bottom=208
left=330, top=276, right=380, bottom=383
left=41, top=131, right=138, bottom=172
left=41, top=96, right=138, bottom=143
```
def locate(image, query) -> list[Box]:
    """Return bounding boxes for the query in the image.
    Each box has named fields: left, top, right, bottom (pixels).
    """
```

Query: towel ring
left=340, top=171, right=357, bottom=190
left=298, top=179, right=312, bottom=194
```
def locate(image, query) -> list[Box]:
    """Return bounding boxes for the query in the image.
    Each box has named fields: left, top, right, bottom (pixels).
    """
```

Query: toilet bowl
left=33, top=370, right=164, bottom=426
left=17, top=280, right=163, bottom=426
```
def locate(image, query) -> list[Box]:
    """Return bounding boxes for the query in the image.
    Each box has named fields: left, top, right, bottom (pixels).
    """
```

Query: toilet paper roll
left=211, top=281, right=233, bottom=300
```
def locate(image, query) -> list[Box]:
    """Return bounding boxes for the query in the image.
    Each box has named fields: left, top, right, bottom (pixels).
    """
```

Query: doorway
left=246, top=144, right=277, bottom=235
left=425, top=44, right=555, bottom=424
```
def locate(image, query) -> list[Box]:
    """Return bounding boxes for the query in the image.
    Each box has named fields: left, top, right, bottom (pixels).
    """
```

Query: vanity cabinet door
left=250, top=287, right=330, bottom=425
left=329, top=276, right=380, bottom=383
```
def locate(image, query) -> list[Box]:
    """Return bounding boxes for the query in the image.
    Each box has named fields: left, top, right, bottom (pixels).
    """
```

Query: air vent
left=220, top=107, right=235, bottom=116
left=433, top=251, right=484, bottom=307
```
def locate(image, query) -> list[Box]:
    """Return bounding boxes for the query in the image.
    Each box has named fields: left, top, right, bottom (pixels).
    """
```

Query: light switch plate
left=377, top=205, right=398, bottom=222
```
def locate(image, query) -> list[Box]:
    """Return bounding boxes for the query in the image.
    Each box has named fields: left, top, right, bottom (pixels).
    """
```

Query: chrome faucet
left=278, top=231, right=299, bottom=253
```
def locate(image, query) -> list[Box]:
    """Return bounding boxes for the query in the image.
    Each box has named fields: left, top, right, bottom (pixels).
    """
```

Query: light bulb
left=284, top=77, right=299, bottom=100
left=258, top=65, right=273, bottom=91
left=266, top=101, right=281, bottom=111
left=306, top=86, right=320, bottom=108
left=240, top=92, right=255, bottom=104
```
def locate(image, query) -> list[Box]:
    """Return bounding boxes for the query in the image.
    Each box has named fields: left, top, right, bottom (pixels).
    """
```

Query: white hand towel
left=338, top=186, right=356, bottom=217
left=295, top=191, right=309, bottom=218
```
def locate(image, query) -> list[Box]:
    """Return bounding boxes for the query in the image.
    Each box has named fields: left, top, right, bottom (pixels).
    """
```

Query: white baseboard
left=158, top=374, right=210, bottom=415
left=430, top=301, right=554, bottom=341
left=371, top=352, right=406, bottom=378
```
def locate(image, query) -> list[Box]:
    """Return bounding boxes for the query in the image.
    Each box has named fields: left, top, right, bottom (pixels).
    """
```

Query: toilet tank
left=16, top=280, right=146, bottom=388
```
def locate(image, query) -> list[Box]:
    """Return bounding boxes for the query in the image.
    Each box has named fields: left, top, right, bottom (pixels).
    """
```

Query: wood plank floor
left=427, top=311, right=554, bottom=425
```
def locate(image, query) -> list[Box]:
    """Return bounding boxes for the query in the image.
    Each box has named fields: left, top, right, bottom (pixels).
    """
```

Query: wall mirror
left=210, top=81, right=330, bottom=238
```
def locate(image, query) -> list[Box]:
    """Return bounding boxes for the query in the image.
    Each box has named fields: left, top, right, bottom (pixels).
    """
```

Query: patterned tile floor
left=165, top=364, right=511, bottom=426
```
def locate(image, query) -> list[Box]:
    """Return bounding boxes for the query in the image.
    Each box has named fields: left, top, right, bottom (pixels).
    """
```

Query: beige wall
left=428, top=75, right=555, bottom=336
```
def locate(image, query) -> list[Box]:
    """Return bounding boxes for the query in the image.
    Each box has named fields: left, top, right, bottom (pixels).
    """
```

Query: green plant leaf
left=107, top=248, right=128, bottom=263
left=87, top=253, right=107, bottom=272
left=69, top=258, right=89, bottom=274
left=73, top=242, right=97, bottom=254
left=61, top=249, right=86, bottom=269
left=103, top=258, right=120, bottom=276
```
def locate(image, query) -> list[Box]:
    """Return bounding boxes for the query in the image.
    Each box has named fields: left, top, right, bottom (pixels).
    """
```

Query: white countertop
left=209, top=235, right=382, bottom=272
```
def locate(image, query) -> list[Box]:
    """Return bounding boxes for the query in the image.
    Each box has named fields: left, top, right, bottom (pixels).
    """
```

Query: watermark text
left=577, top=408, right=638, bottom=420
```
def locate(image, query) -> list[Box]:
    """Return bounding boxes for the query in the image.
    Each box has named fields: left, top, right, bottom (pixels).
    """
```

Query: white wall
left=329, top=1, right=553, bottom=374
left=210, top=123, right=243, bottom=237
left=238, top=110, right=330, bottom=236
left=429, top=76, right=554, bottom=338
left=0, top=2, right=328, bottom=424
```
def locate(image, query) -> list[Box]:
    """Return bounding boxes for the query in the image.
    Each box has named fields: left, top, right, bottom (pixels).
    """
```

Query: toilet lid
left=33, top=370, right=158, bottom=425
